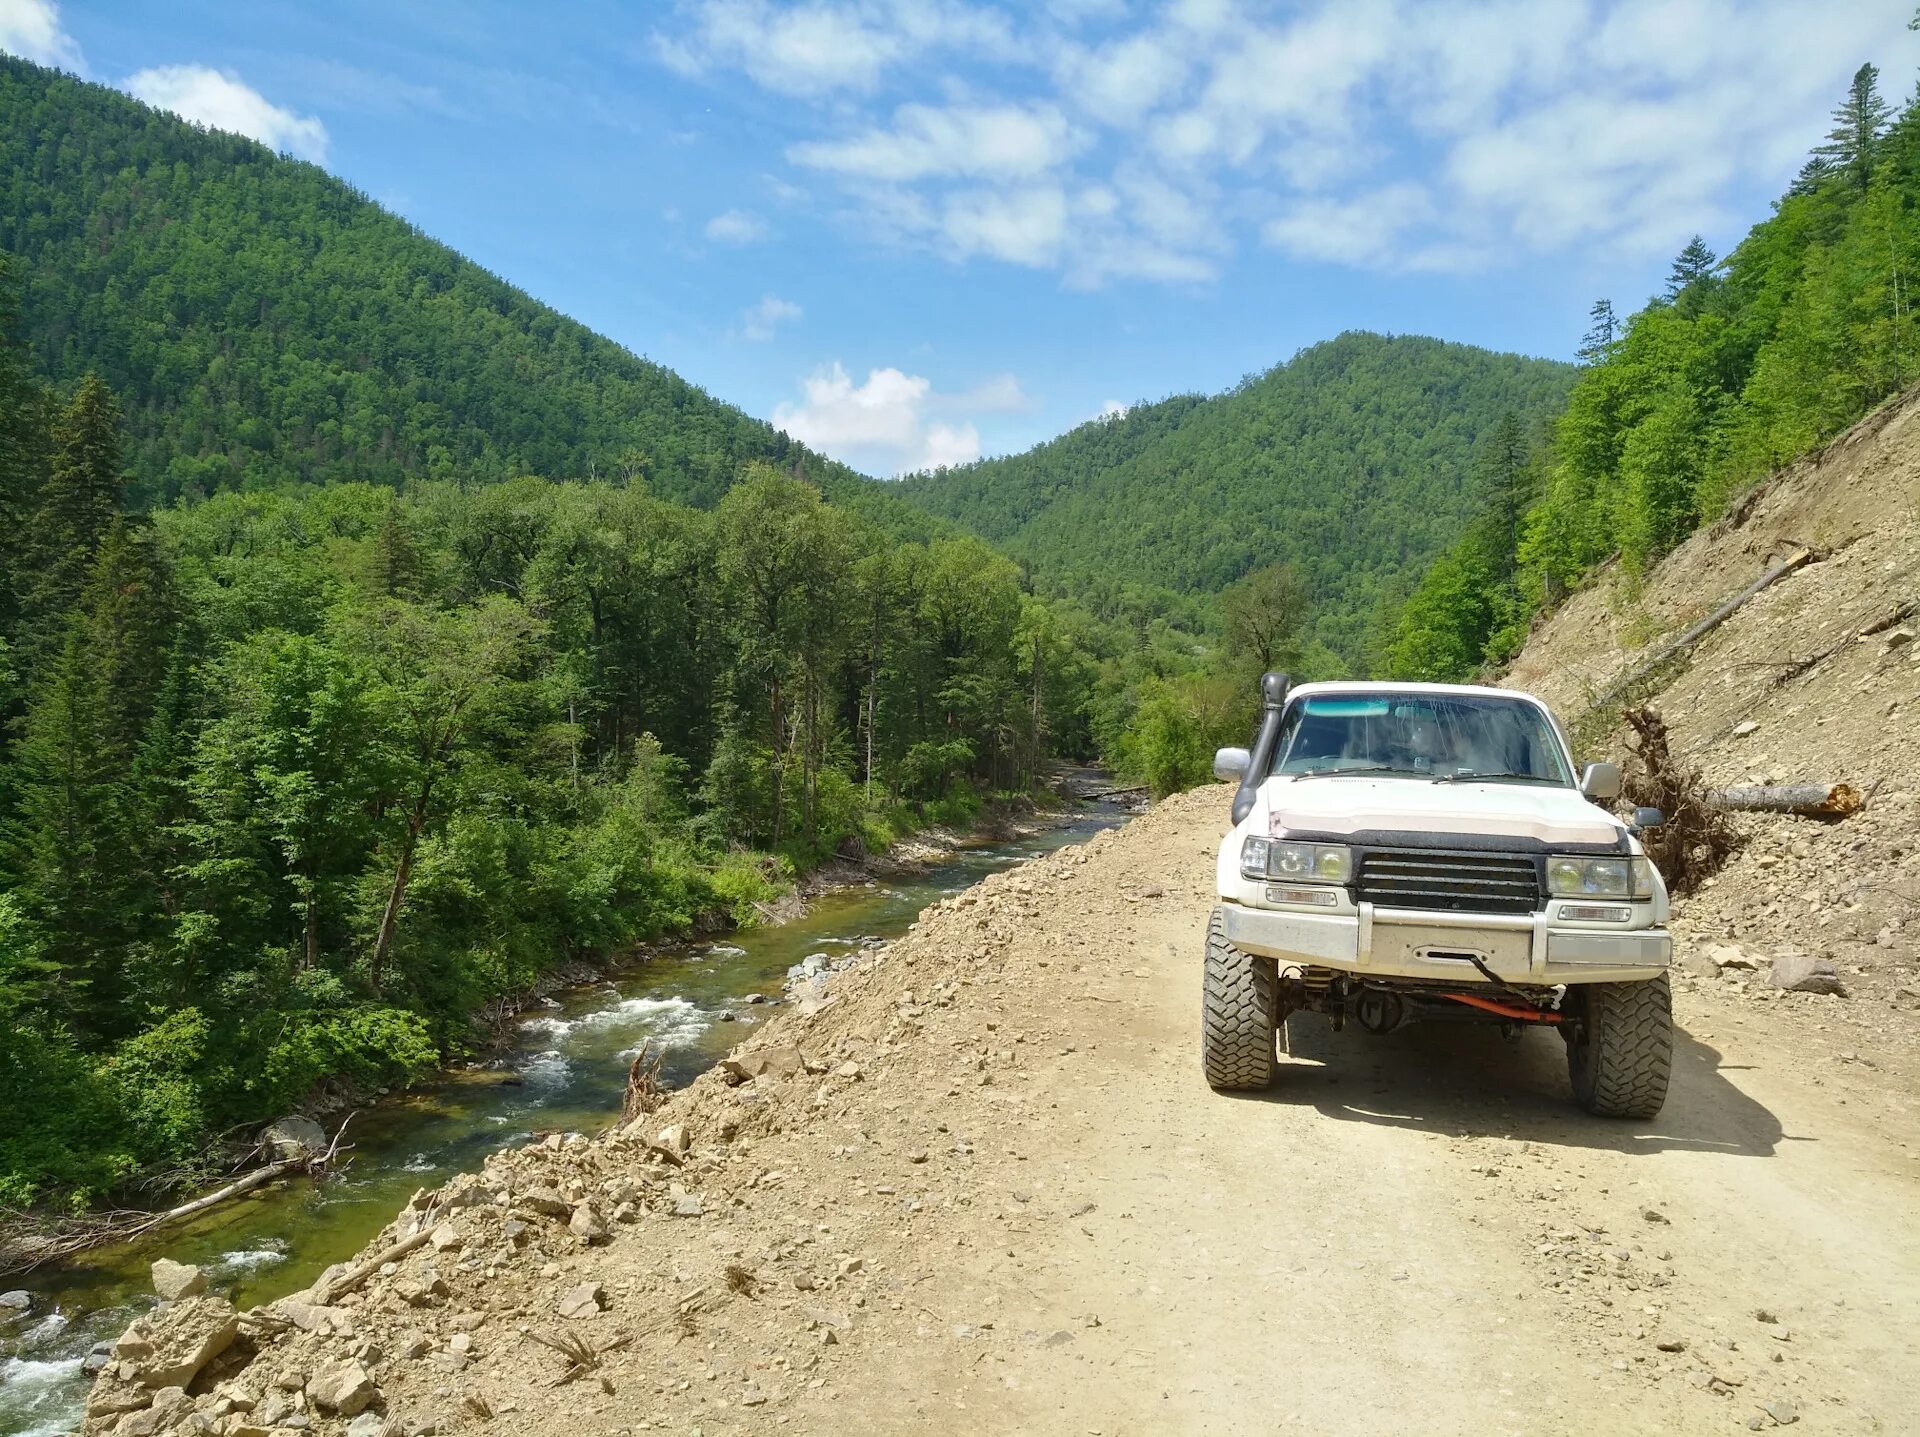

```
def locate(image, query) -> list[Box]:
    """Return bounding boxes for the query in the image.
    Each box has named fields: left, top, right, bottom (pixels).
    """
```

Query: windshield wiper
left=1433, top=771, right=1556, bottom=784
left=1295, top=766, right=1432, bottom=779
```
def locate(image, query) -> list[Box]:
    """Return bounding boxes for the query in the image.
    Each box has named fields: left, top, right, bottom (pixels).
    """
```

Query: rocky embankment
left=71, top=786, right=1920, bottom=1436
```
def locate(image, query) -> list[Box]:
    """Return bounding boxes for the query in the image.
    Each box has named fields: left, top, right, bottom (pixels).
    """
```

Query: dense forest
left=1383, top=63, right=1920, bottom=680
left=0, top=275, right=1142, bottom=1205
left=0, top=56, right=906, bottom=518
left=894, top=333, right=1574, bottom=659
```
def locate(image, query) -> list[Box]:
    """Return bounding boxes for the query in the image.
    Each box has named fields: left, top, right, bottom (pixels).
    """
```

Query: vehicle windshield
left=1271, top=692, right=1573, bottom=785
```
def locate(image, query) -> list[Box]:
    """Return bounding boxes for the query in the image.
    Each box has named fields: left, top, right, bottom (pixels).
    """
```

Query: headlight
left=1547, top=855, right=1656, bottom=899
left=1242, top=838, right=1351, bottom=884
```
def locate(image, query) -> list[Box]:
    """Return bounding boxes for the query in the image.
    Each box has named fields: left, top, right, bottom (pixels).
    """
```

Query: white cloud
left=125, top=65, right=328, bottom=162
left=1098, top=399, right=1127, bottom=420
left=791, top=102, right=1079, bottom=182
left=657, top=0, right=1918, bottom=284
left=773, top=360, right=1031, bottom=473
left=705, top=208, right=769, bottom=243
left=740, top=292, right=802, bottom=340
left=656, top=0, right=1013, bottom=98
left=0, top=0, right=84, bottom=72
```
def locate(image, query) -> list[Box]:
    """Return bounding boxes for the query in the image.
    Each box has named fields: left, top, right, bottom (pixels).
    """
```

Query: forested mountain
left=895, top=333, right=1575, bottom=658
left=0, top=332, right=1105, bottom=1206
left=1384, top=62, right=1920, bottom=682
left=0, top=56, right=888, bottom=514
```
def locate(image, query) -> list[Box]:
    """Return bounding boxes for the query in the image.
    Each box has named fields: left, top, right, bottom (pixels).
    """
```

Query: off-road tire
left=1566, top=974, right=1672, bottom=1118
left=1202, top=908, right=1276, bottom=1091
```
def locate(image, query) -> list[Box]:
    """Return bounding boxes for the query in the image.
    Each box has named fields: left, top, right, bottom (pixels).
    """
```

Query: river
left=0, top=801, right=1130, bottom=1437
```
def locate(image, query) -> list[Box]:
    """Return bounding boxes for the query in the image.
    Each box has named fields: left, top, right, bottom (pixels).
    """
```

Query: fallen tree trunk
left=1707, top=782, right=1864, bottom=818
left=1591, top=548, right=1814, bottom=710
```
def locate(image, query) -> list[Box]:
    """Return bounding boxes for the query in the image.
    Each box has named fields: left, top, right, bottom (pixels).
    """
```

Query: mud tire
left=1566, top=974, right=1672, bottom=1118
left=1202, top=908, right=1277, bottom=1091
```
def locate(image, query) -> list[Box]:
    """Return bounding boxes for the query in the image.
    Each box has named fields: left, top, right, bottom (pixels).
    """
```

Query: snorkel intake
left=1230, top=671, right=1290, bottom=826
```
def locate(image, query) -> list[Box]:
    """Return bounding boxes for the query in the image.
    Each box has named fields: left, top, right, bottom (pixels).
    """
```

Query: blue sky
left=3, top=0, right=1916, bottom=476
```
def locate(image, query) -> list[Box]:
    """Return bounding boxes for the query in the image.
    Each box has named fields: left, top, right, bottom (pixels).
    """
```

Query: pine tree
left=1666, top=236, right=1718, bottom=301
left=18, top=375, right=127, bottom=672
left=1577, top=299, right=1618, bottom=364
left=1789, top=155, right=1840, bottom=195
left=1817, top=62, right=1892, bottom=191
left=0, top=256, right=48, bottom=648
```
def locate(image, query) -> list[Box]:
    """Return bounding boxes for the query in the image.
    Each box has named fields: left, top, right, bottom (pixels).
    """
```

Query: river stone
left=115, top=1294, right=239, bottom=1389
left=654, top=1122, right=691, bottom=1155
left=307, top=1357, right=378, bottom=1415
left=262, top=1115, right=328, bottom=1160
left=151, top=1258, right=208, bottom=1300
left=347, top=1413, right=388, bottom=1437
left=0, top=1289, right=29, bottom=1311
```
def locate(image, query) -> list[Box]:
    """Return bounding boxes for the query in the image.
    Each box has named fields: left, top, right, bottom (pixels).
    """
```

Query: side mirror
left=1632, top=806, right=1665, bottom=830
left=1580, top=761, right=1623, bottom=801
left=1214, top=746, right=1251, bottom=782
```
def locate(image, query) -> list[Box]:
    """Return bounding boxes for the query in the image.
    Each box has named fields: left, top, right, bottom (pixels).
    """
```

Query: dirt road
left=87, top=790, right=1920, bottom=1437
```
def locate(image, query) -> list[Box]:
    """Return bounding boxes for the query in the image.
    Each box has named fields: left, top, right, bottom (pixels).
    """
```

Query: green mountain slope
left=895, top=333, right=1575, bottom=657
left=0, top=56, right=877, bottom=512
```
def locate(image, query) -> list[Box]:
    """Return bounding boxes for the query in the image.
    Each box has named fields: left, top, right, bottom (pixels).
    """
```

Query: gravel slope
left=85, top=790, right=1920, bottom=1437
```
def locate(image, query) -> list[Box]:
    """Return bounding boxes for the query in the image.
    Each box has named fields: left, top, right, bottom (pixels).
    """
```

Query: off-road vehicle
left=1205, top=674, right=1672, bottom=1117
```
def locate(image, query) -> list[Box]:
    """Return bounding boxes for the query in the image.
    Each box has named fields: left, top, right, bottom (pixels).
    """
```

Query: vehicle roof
left=1285, top=680, right=1547, bottom=704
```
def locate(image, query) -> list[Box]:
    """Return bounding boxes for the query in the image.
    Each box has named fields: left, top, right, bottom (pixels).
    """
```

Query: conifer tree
left=18, top=375, right=127, bottom=671
left=1666, top=236, right=1718, bottom=303
left=1817, top=62, right=1892, bottom=191
left=1577, top=299, right=1618, bottom=364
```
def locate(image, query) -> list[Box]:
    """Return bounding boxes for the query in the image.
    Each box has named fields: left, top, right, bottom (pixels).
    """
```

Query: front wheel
left=1565, top=975, right=1672, bottom=1118
left=1202, top=909, right=1276, bottom=1091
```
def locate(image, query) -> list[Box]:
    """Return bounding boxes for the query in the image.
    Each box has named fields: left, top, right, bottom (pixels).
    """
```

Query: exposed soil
left=82, top=788, right=1919, bottom=1437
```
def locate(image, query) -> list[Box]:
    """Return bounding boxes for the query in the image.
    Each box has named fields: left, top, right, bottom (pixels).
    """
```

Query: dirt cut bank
left=79, top=786, right=1919, bottom=1437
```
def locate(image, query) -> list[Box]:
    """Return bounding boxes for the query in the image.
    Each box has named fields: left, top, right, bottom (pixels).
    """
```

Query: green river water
left=0, top=803, right=1128, bottom=1437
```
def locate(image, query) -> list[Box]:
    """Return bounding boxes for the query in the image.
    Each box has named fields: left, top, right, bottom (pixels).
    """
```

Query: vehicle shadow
left=1245, top=1017, right=1793, bottom=1157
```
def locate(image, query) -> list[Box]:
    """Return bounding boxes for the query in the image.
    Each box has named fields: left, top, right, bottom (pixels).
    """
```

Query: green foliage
left=1118, top=674, right=1249, bottom=798
left=897, top=333, right=1574, bottom=661
left=0, top=360, right=1106, bottom=1208
left=1399, top=61, right=1920, bottom=682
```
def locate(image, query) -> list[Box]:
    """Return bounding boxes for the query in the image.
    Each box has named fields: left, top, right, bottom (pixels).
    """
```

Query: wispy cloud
left=739, top=292, right=802, bottom=341
left=655, top=0, right=1916, bottom=285
left=704, top=208, right=769, bottom=244
left=126, top=64, right=329, bottom=163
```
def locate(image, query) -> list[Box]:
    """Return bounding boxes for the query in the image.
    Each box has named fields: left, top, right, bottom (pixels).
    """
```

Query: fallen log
left=308, top=1227, right=433, bottom=1305
left=1706, top=782, right=1864, bottom=818
left=1590, top=548, right=1814, bottom=710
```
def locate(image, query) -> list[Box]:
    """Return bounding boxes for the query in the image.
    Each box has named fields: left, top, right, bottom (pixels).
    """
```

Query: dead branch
left=621, top=1041, right=666, bottom=1124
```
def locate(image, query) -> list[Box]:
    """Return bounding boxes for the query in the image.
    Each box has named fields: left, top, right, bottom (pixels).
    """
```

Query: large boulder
left=261, top=1115, right=327, bottom=1161
left=113, top=1294, right=239, bottom=1389
left=150, top=1258, right=207, bottom=1301
left=306, top=1357, right=378, bottom=1416
left=717, top=1046, right=807, bottom=1084
left=1770, top=951, right=1847, bottom=995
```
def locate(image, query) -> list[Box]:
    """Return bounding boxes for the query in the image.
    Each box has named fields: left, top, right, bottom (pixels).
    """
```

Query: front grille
left=1354, top=849, right=1541, bottom=915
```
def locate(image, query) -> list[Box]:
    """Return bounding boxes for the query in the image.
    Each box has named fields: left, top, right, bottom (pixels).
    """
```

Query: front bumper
left=1218, top=901, right=1670, bottom=985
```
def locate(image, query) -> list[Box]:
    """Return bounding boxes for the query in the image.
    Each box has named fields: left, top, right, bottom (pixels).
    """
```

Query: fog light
left=1267, top=885, right=1339, bottom=908
left=1559, top=904, right=1631, bottom=923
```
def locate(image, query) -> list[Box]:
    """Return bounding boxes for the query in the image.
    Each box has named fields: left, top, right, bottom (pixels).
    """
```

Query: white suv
left=1206, top=675, right=1672, bottom=1118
